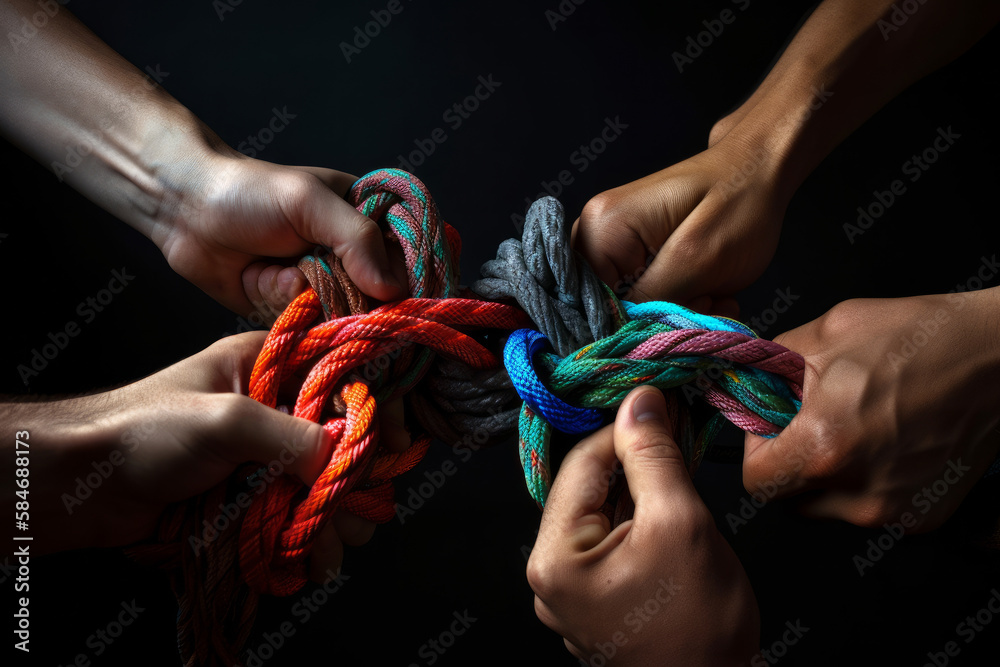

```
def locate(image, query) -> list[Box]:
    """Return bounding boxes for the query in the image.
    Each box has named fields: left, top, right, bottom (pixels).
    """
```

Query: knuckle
left=661, top=224, right=712, bottom=277
left=206, top=392, right=254, bottom=428
left=525, top=552, right=562, bottom=601
left=281, top=169, right=319, bottom=201
left=799, top=417, right=856, bottom=482
left=351, top=214, right=384, bottom=247
left=667, top=501, right=716, bottom=544
left=817, top=298, right=865, bottom=338
left=580, top=190, right=622, bottom=228
left=532, top=596, right=558, bottom=630
left=854, top=497, right=902, bottom=529
left=628, top=428, right=684, bottom=465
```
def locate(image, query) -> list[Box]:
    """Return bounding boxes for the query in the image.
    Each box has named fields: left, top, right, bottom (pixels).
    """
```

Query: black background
left=3, top=1, right=1000, bottom=665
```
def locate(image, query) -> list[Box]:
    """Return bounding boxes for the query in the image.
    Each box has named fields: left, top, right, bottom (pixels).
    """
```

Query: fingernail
left=279, top=270, right=307, bottom=301
left=632, top=388, right=666, bottom=424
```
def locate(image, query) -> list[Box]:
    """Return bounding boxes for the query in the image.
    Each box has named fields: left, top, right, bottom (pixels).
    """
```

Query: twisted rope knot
left=416, top=196, right=630, bottom=449
left=475, top=196, right=619, bottom=356
left=137, top=167, right=806, bottom=667
left=242, top=170, right=530, bottom=596
left=505, top=299, right=805, bottom=506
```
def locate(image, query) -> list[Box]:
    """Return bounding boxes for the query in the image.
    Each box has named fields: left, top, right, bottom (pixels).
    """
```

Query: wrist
left=126, top=101, right=241, bottom=252
left=949, top=286, right=1000, bottom=387
left=711, top=68, right=834, bottom=199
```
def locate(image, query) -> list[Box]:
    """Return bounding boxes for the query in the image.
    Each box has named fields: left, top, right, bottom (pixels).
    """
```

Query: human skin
left=572, top=0, right=1000, bottom=313
left=0, top=0, right=407, bottom=320
left=0, top=0, right=412, bottom=557
left=528, top=386, right=760, bottom=665
left=743, top=287, right=1000, bottom=531
left=570, top=0, right=1000, bottom=529
left=0, top=332, right=402, bottom=579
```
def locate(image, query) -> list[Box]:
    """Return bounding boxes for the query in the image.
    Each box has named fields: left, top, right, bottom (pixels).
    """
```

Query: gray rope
left=473, top=196, right=614, bottom=357
left=414, top=196, right=617, bottom=445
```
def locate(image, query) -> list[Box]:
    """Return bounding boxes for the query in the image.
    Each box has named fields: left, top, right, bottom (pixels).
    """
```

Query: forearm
left=720, top=0, right=1000, bottom=193
left=0, top=0, right=225, bottom=244
left=1, top=396, right=126, bottom=554
left=950, top=285, right=1000, bottom=417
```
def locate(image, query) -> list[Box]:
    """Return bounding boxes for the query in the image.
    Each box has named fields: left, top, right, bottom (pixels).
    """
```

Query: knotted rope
left=132, top=168, right=804, bottom=666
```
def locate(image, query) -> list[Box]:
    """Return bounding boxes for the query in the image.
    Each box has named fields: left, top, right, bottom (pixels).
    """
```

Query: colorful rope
left=505, top=301, right=804, bottom=505
left=133, top=168, right=805, bottom=666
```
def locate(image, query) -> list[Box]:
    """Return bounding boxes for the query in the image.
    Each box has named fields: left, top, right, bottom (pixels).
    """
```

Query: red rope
left=241, top=293, right=529, bottom=595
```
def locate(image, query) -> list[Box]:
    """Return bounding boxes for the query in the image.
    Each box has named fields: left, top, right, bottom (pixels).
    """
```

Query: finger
left=332, top=508, right=376, bottom=546
left=296, top=179, right=404, bottom=302
left=537, top=424, right=618, bottom=555
left=197, top=333, right=335, bottom=485
left=613, top=385, right=703, bottom=518
left=385, top=236, right=410, bottom=298
left=309, top=520, right=345, bottom=583
left=742, top=322, right=819, bottom=500
left=379, top=398, right=411, bottom=453
left=625, top=205, right=720, bottom=304
left=532, top=595, right=567, bottom=637
left=215, top=397, right=334, bottom=486
left=570, top=216, right=620, bottom=291
left=242, top=261, right=308, bottom=323
left=564, top=638, right=590, bottom=662
left=742, top=431, right=813, bottom=501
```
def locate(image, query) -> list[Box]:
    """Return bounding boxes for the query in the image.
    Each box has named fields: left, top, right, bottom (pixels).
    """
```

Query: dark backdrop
left=3, top=1, right=999, bottom=666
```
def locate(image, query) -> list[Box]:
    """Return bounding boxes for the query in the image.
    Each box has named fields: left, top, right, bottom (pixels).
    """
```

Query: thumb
left=296, top=179, right=404, bottom=301
left=614, top=386, right=702, bottom=517
left=221, top=398, right=334, bottom=487
left=742, top=322, right=817, bottom=501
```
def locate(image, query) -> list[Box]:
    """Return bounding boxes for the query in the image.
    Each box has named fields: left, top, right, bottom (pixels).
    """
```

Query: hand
left=743, top=290, right=1000, bottom=532
left=571, top=134, right=791, bottom=316
left=155, top=150, right=407, bottom=321
left=527, top=386, right=759, bottom=666
left=6, top=332, right=404, bottom=579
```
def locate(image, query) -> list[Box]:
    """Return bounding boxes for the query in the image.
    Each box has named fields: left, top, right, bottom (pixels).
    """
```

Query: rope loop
left=506, top=301, right=805, bottom=506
